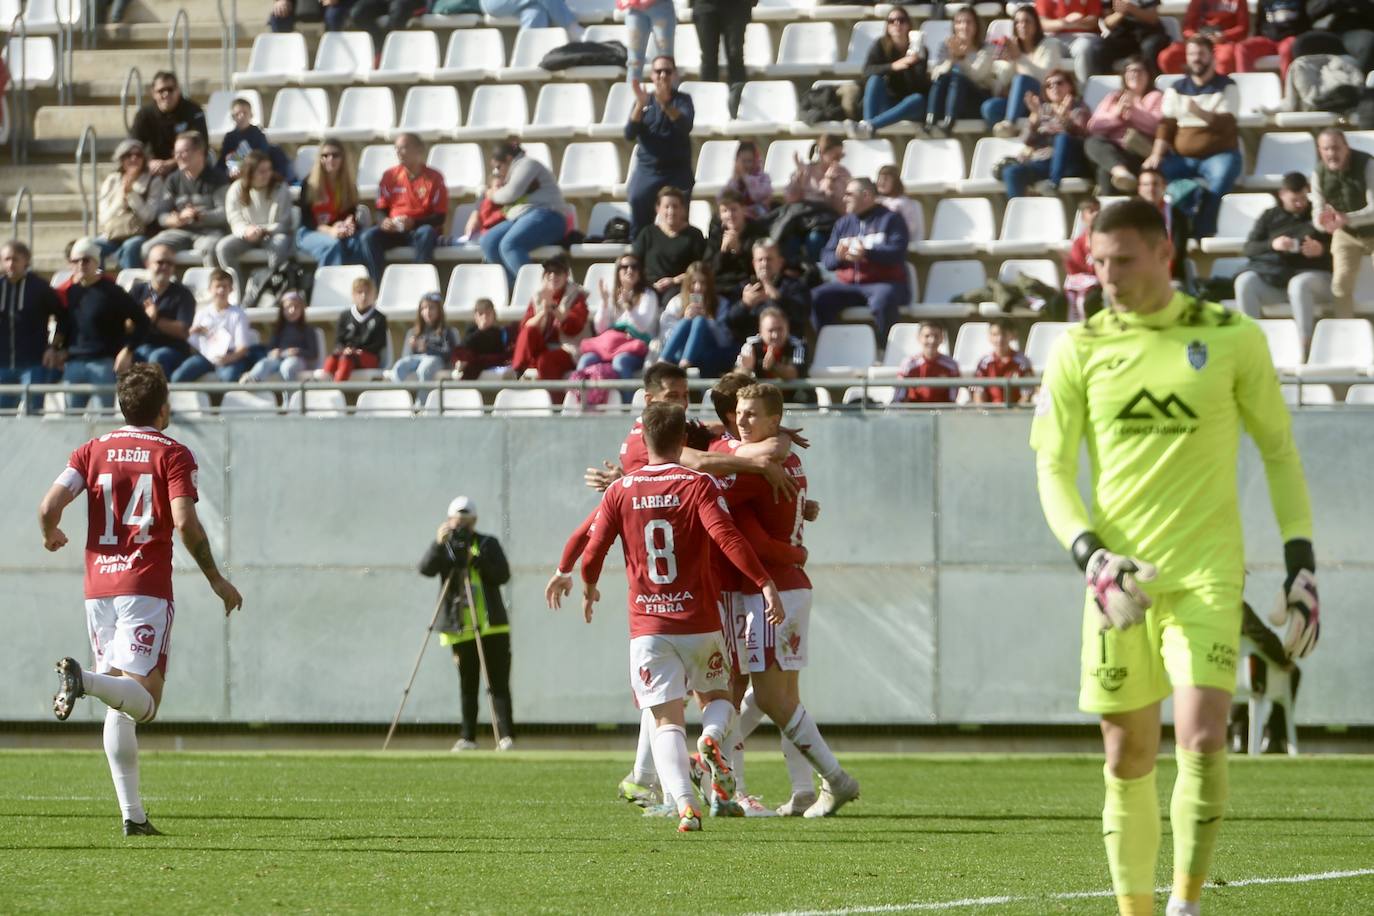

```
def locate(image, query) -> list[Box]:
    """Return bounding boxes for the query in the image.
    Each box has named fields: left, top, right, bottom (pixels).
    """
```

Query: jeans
left=359, top=224, right=439, bottom=281
left=695, top=1, right=750, bottom=87
left=479, top=0, right=576, bottom=29
left=0, top=364, right=58, bottom=414
left=981, top=74, right=1040, bottom=128
left=658, top=317, right=736, bottom=376
left=1063, top=33, right=1102, bottom=86
left=134, top=343, right=190, bottom=378
left=61, top=357, right=117, bottom=410
left=1002, top=135, right=1086, bottom=197
left=96, top=235, right=147, bottom=270
left=928, top=70, right=990, bottom=122
left=348, top=0, right=425, bottom=47
left=215, top=232, right=294, bottom=279
left=1158, top=150, right=1243, bottom=238
left=578, top=349, right=644, bottom=379
left=1234, top=270, right=1332, bottom=346
left=295, top=226, right=373, bottom=269
left=479, top=207, right=568, bottom=285
left=141, top=228, right=224, bottom=267
left=625, top=0, right=674, bottom=81
left=171, top=351, right=257, bottom=383
left=243, top=353, right=311, bottom=381
left=863, top=75, right=927, bottom=132
left=392, top=354, right=447, bottom=382
left=627, top=167, right=694, bottom=238
left=270, top=0, right=352, bottom=31
left=811, top=280, right=909, bottom=342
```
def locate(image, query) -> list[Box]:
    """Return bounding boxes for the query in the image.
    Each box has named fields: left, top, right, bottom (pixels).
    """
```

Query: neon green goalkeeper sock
left=1103, top=764, right=1160, bottom=907
left=1171, top=747, right=1228, bottom=902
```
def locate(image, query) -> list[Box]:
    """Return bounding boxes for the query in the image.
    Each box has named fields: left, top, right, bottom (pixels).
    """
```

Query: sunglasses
left=154, top=86, right=176, bottom=95
left=652, top=68, right=674, bottom=76
left=618, top=263, right=639, bottom=270
left=319, top=152, right=342, bottom=160
left=1045, top=79, right=1068, bottom=87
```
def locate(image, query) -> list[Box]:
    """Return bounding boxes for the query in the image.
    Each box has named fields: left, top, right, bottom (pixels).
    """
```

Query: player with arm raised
left=39, top=364, right=242, bottom=836
left=580, top=401, right=783, bottom=832
left=1030, top=199, right=1316, bottom=916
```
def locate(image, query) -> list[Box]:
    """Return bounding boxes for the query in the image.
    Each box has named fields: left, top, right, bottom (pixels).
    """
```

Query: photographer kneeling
left=419, top=496, right=514, bottom=752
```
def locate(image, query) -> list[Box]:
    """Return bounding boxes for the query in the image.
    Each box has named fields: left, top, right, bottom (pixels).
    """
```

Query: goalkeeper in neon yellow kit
left=1030, top=199, right=1321, bottom=916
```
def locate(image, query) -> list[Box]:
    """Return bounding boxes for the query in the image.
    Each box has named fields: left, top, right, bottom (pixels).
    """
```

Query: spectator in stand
left=481, top=140, right=569, bottom=286
left=709, top=189, right=768, bottom=302
left=217, top=150, right=295, bottom=279
left=925, top=8, right=999, bottom=136
left=1234, top=0, right=1307, bottom=77
left=270, top=0, right=353, bottom=33
left=726, top=238, right=810, bottom=343
left=1144, top=36, right=1241, bottom=238
left=772, top=134, right=849, bottom=264
left=242, top=290, right=318, bottom=382
left=622, top=0, right=675, bottom=85
left=129, top=244, right=197, bottom=379
left=296, top=140, right=372, bottom=273
left=460, top=171, right=508, bottom=244
left=632, top=186, right=706, bottom=309
left=0, top=240, right=63, bottom=415
left=1234, top=172, right=1332, bottom=350
left=96, top=139, right=164, bottom=270
left=625, top=56, right=695, bottom=236
left=897, top=321, right=960, bottom=404
left=1158, top=0, right=1247, bottom=75
left=1062, top=198, right=1102, bottom=320
left=658, top=261, right=735, bottom=376
left=876, top=165, right=924, bottom=244
left=360, top=133, right=448, bottom=277
left=59, top=237, right=150, bottom=410
left=215, top=96, right=292, bottom=183
left=1084, top=56, right=1164, bottom=193
left=141, top=131, right=229, bottom=267
left=854, top=6, right=930, bottom=139
left=1312, top=128, right=1374, bottom=322
left=131, top=72, right=208, bottom=179
left=1036, top=0, right=1105, bottom=86
left=694, top=0, right=751, bottom=108
left=811, top=178, right=910, bottom=342
left=1001, top=70, right=1092, bottom=198
left=1092, top=0, right=1169, bottom=78
left=737, top=306, right=808, bottom=399
left=453, top=298, right=512, bottom=380
left=348, top=0, right=427, bottom=49
left=1137, top=167, right=1191, bottom=283
left=393, top=291, right=461, bottom=386
left=478, top=0, right=583, bottom=32
left=323, top=277, right=389, bottom=381
left=511, top=255, right=589, bottom=387
left=984, top=6, right=1065, bottom=137
left=578, top=254, right=658, bottom=380
left=171, top=270, right=257, bottom=383
left=972, top=319, right=1034, bottom=405
left=1293, top=2, right=1374, bottom=75
left=718, top=140, right=772, bottom=221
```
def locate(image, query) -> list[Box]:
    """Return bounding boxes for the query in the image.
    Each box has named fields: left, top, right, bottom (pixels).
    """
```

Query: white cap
left=448, top=495, right=476, bottom=517
left=69, top=237, right=102, bottom=262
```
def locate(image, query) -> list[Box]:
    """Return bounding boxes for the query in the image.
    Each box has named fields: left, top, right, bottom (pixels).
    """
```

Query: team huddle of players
left=545, top=364, right=859, bottom=832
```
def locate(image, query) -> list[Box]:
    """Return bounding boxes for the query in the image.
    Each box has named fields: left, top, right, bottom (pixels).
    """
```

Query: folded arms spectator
left=811, top=178, right=911, bottom=341
left=59, top=237, right=151, bottom=410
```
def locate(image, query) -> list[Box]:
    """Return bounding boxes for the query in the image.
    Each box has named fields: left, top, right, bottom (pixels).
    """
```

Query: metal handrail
left=9, top=186, right=34, bottom=251
left=55, top=0, right=73, bottom=105
left=83, top=0, right=96, bottom=48
left=8, top=14, right=28, bottom=165
left=168, top=8, right=190, bottom=88
left=75, top=125, right=98, bottom=236
left=119, top=66, right=143, bottom=134
left=216, top=0, right=238, bottom=90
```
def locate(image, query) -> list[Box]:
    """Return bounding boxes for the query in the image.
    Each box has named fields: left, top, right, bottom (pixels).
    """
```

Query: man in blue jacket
left=810, top=178, right=910, bottom=342
left=0, top=240, right=63, bottom=414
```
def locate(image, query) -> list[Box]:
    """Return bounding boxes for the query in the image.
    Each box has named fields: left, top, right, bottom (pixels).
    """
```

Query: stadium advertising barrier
left=3, top=412, right=1369, bottom=727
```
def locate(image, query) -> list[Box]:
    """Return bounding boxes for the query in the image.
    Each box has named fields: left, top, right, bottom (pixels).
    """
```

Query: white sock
left=727, top=690, right=765, bottom=796
left=781, top=705, right=842, bottom=781
left=700, top=698, right=734, bottom=747
left=651, top=724, right=697, bottom=814
left=1166, top=897, right=1201, bottom=916
left=83, top=670, right=155, bottom=722
left=783, top=734, right=815, bottom=794
left=631, top=708, right=657, bottom=786
left=103, top=708, right=146, bottom=823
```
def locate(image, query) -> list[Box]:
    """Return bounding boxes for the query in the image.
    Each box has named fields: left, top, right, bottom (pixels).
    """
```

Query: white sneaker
left=736, top=794, right=778, bottom=817
left=496, top=737, right=515, bottom=752
left=1165, top=897, right=1201, bottom=916
left=855, top=120, right=874, bottom=140
left=993, top=120, right=1017, bottom=139
left=450, top=738, right=478, bottom=752
left=803, top=770, right=860, bottom=817
left=775, top=790, right=818, bottom=816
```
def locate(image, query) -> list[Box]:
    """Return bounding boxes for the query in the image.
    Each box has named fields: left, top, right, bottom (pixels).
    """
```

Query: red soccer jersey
left=60, top=426, right=198, bottom=601
left=581, top=463, right=770, bottom=638
left=721, top=452, right=811, bottom=593
left=898, top=353, right=961, bottom=403
left=975, top=351, right=1035, bottom=404
left=376, top=164, right=448, bottom=221
left=1035, top=0, right=1103, bottom=33
left=619, top=416, right=713, bottom=474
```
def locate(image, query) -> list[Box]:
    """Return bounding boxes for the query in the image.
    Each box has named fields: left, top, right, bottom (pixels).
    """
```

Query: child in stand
left=323, top=276, right=388, bottom=381
left=972, top=318, right=1034, bottom=405
left=452, top=298, right=512, bottom=380
left=1062, top=197, right=1101, bottom=321
left=242, top=289, right=318, bottom=382
left=393, top=291, right=460, bottom=384
left=897, top=320, right=961, bottom=404
left=217, top=96, right=291, bottom=182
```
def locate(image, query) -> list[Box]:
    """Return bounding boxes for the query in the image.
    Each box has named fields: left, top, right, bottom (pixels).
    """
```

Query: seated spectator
left=323, top=277, right=388, bottom=381
left=1235, top=0, right=1307, bottom=77
left=625, top=56, right=695, bottom=236
left=1037, top=0, right=1105, bottom=85
left=141, top=131, right=229, bottom=267
left=131, top=71, right=208, bottom=179
left=1143, top=36, right=1242, bottom=237
left=1137, top=167, right=1191, bottom=283
left=811, top=178, right=910, bottom=341
left=457, top=171, right=507, bottom=245
left=359, top=133, right=448, bottom=277
left=855, top=6, right=930, bottom=138
left=129, top=244, right=197, bottom=378
left=393, top=291, right=460, bottom=385
left=1235, top=172, right=1332, bottom=351
left=59, top=237, right=151, bottom=410
left=1002, top=70, right=1091, bottom=199
left=876, top=164, right=924, bottom=243
left=1312, top=129, right=1373, bottom=322
left=1157, top=0, right=1247, bottom=75
left=658, top=261, right=735, bottom=376
left=348, top=0, right=427, bottom=48
left=771, top=134, right=849, bottom=264
left=972, top=319, right=1034, bottom=405
left=511, top=255, right=589, bottom=386
left=242, top=290, right=318, bottom=382
left=632, top=186, right=706, bottom=309
left=897, top=321, right=960, bottom=404
left=481, top=140, right=569, bottom=286
left=215, top=96, right=292, bottom=182
left=710, top=190, right=768, bottom=301
left=623, top=0, right=675, bottom=84
left=478, top=0, right=583, bottom=32
left=926, top=8, right=999, bottom=135
left=985, top=6, right=1065, bottom=137
left=217, top=150, right=295, bottom=279
left=1062, top=198, right=1102, bottom=321
left=270, top=0, right=353, bottom=33
left=578, top=254, right=659, bottom=380
left=718, top=140, right=772, bottom=221
left=171, top=270, right=257, bottom=383
left=725, top=238, right=810, bottom=343
left=737, top=306, right=809, bottom=400
left=453, top=298, right=513, bottom=380
left=97, top=139, right=164, bottom=270
left=1084, top=56, right=1164, bottom=193
left=1092, top=0, right=1170, bottom=77
left=296, top=140, right=374, bottom=274
left=0, top=240, right=63, bottom=415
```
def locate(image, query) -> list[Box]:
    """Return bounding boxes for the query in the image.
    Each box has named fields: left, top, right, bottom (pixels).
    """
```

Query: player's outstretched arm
left=171, top=496, right=242, bottom=616
left=584, top=460, right=623, bottom=492
left=38, top=483, right=77, bottom=552
left=681, top=448, right=798, bottom=501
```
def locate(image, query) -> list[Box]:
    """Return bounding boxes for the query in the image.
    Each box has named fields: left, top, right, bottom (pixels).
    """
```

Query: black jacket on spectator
left=270, top=322, right=319, bottom=361
left=1241, top=203, right=1333, bottom=287
left=741, top=332, right=810, bottom=380
left=129, top=280, right=197, bottom=354
left=863, top=37, right=930, bottom=101
left=631, top=224, right=707, bottom=284
left=1257, top=0, right=1310, bottom=39
left=1, top=271, right=62, bottom=370
left=708, top=218, right=769, bottom=297
left=1308, top=0, right=1374, bottom=32
left=724, top=274, right=812, bottom=342
left=131, top=98, right=208, bottom=161
left=418, top=530, right=511, bottom=633
left=61, top=279, right=149, bottom=360
left=335, top=306, right=388, bottom=355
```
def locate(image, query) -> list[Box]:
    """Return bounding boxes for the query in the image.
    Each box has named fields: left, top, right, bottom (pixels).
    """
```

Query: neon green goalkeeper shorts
left=1078, top=582, right=1242, bottom=715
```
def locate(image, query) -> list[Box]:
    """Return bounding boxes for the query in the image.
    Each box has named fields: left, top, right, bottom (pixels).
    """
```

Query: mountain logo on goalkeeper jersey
left=1115, top=389, right=1198, bottom=421
left=1187, top=340, right=1208, bottom=370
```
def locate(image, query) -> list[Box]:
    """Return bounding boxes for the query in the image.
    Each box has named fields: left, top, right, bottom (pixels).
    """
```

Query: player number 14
left=97, top=472, right=154, bottom=546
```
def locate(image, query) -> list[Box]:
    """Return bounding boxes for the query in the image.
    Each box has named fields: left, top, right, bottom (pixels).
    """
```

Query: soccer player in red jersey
left=38, top=364, right=242, bottom=836
left=580, top=401, right=783, bottom=832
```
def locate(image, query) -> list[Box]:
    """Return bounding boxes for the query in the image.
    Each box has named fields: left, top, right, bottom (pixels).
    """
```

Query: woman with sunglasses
left=296, top=141, right=373, bottom=275
left=852, top=8, right=930, bottom=139
left=97, top=139, right=164, bottom=270
left=983, top=6, right=1065, bottom=137
left=577, top=256, right=660, bottom=380
left=1083, top=56, right=1164, bottom=193
left=1000, top=69, right=1091, bottom=199
left=926, top=8, right=999, bottom=136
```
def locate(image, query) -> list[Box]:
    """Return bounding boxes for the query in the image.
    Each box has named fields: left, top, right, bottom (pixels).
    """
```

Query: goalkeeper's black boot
left=53, top=657, right=84, bottom=721
left=124, top=818, right=163, bottom=837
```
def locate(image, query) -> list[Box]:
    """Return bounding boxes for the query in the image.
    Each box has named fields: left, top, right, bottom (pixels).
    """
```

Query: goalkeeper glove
left=1073, top=532, right=1157, bottom=632
left=1269, top=539, right=1319, bottom=659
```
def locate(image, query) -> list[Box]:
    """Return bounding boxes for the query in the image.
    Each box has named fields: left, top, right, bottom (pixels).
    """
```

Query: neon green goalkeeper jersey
left=1030, top=292, right=1312, bottom=591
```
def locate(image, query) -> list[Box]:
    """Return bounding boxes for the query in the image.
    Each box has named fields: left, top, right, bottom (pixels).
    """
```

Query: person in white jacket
left=216, top=149, right=294, bottom=281
left=982, top=6, right=1065, bottom=137
left=96, top=139, right=165, bottom=270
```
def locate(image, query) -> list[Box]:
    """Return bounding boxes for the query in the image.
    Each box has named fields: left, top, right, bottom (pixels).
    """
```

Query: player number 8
left=644, top=519, right=678, bottom=585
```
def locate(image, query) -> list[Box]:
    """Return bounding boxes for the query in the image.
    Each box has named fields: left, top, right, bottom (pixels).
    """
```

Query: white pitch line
left=755, top=868, right=1374, bottom=916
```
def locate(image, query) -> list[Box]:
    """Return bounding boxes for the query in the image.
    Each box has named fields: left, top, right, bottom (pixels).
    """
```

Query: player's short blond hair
left=352, top=276, right=376, bottom=295
left=736, top=383, right=784, bottom=418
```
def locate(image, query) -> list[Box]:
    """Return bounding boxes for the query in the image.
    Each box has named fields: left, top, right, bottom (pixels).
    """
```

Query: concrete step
left=2, top=192, right=87, bottom=221
left=12, top=220, right=94, bottom=258
left=34, top=105, right=131, bottom=144
left=0, top=164, right=87, bottom=195
left=73, top=46, right=246, bottom=88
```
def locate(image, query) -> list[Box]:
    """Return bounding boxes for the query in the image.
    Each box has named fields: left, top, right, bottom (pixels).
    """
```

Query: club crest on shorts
left=1187, top=340, right=1208, bottom=370
left=134, top=624, right=155, bottom=646
left=639, top=665, right=652, bottom=686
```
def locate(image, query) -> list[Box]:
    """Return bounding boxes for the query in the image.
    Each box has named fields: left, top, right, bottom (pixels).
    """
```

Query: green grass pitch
left=1, top=751, right=1371, bottom=914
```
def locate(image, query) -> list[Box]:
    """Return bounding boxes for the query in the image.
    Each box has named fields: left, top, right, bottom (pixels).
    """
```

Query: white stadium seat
left=998, top=258, right=1060, bottom=289
left=660, top=22, right=773, bottom=76
left=378, top=264, right=442, bottom=319
left=731, top=81, right=800, bottom=135
left=1346, top=384, right=1374, bottom=405
left=1083, top=75, right=1121, bottom=112
left=168, top=390, right=210, bottom=419
left=811, top=325, right=877, bottom=378
left=985, top=198, right=1066, bottom=256
left=220, top=390, right=280, bottom=414
left=206, top=89, right=262, bottom=144
left=355, top=390, right=415, bottom=416
left=1200, top=193, right=1276, bottom=254
left=3, top=36, right=57, bottom=88
left=427, top=143, right=485, bottom=196
left=369, top=30, right=439, bottom=84
left=311, top=265, right=370, bottom=318
left=306, top=31, right=373, bottom=86
left=509, top=264, right=544, bottom=324
left=438, top=28, right=505, bottom=82
left=900, top=138, right=964, bottom=194
left=293, top=145, right=319, bottom=183
left=1298, top=319, right=1374, bottom=378
left=770, top=22, right=837, bottom=78
left=286, top=390, right=348, bottom=416
left=446, top=263, right=512, bottom=322
left=115, top=268, right=148, bottom=290
left=836, top=20, right=882, bottom=77
left=233, top=33, right=307, bottom=88
left=914, top=198, right=995, bottom=257
left=917, top=20, right=951, bottom=60
left=678, top=81, right=734, bottom=136
left=527, top=83, right=596, bottom=140
left=754, top=0, right=816, bottom=20
left=1024, top=322, right=1069, bottom=370
left=842, top=138, right=896, bottom=180
left=960, top=137, right=1025, bottom=194
left=424, top=388, right=485, bottom=416
left=21, top=0, right=84, bottom=34
left=590, top=82, right=639, bottom=138
left=354, top=144, right=393, bottom=200
left=266, top=88, right=330, bottom=144
left=1281, top=384, right=1335, bottom=406
left=1257, top=319, right=1303, bottom=372
left=688, top=199, right=713, bottom=235
left=455, top=84, right=529, bottom=141
left=582, top=262, right=617, bottom=311
left=1243, top=132, right=1316, bottom=190
left=502, top=27, right=568, bottom=81
left=913, top=259, right=985, bottom=317
left=692, top=140, right=739, bottom=196
left=493, top=388, right=554, bottom=416
left=331, top=87, right=395, bottom=143
left=558, top=142, right=622, bottom=198
left=763, top=139, right=815, bottom=189
left=952, top=321, right=992, bottom=374
left=394, top=87, right=460, bottom=143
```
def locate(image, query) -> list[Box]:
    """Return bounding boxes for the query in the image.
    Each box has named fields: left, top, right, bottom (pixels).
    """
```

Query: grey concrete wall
left=1, top=411, right=1368, bottom=726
